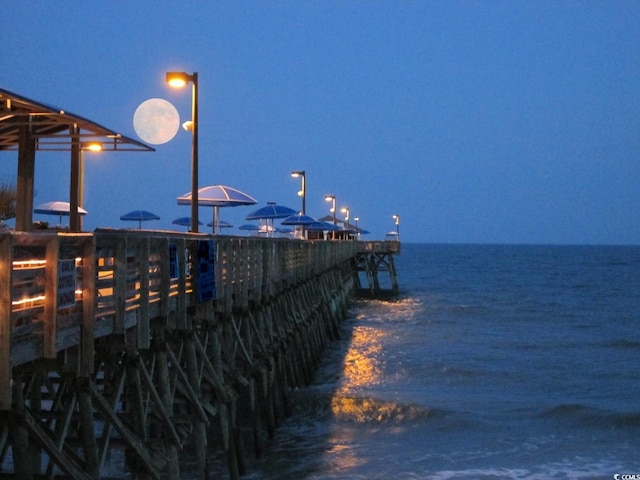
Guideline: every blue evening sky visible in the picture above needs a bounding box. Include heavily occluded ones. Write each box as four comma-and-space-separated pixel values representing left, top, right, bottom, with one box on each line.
2, 1, 639, 244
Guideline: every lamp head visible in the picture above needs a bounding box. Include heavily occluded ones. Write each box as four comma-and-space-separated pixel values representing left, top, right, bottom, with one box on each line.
166, 71, 193, 88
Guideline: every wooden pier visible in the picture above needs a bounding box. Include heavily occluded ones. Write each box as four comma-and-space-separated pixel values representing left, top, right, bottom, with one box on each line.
0, 229, 399, 479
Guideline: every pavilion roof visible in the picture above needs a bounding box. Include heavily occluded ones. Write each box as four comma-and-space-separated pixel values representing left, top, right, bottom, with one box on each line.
0, 87, 153, 152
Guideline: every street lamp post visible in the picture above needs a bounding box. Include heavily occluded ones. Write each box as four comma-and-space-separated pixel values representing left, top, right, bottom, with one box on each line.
290, 170, 306, 214
324, 195, 336, 225
167, 71, 199, 233
341, 207, 350, 229
393, 214, 400, 240
325, 195, 336, 240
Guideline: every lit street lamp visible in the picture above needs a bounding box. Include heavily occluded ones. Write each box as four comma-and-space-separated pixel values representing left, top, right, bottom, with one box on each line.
291, 170, 306, 214
393, 214, 400, 239
341, 206, 350, 229
167, 71, 199, 233
324, 195, 336, 225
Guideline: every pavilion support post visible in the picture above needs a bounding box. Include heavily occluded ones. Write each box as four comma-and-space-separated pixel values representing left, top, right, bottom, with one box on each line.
15, 123, 36, 232
70, 125, 81, 232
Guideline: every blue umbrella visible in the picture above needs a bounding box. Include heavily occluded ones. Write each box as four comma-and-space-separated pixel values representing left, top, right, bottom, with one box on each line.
208, 220, 233, 228
281, 213, 317, 225
306, 221, 341, 232
246, 203, 297, 237
246, 203, 297, 220
173, 216, 203, 227
239, 224, 260, 231
120, 210, 160, 229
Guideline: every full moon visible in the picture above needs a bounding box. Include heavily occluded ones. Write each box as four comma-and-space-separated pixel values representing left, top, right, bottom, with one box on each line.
133, 98, 180, 145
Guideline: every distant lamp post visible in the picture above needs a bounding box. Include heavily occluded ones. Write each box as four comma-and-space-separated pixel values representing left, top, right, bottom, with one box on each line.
166, 71, 199, 233
290, 170, 306, 214
324, 195, 336, 225
393, 214, 400, 240
341, 207, 350, 229
354, 216, 360, 238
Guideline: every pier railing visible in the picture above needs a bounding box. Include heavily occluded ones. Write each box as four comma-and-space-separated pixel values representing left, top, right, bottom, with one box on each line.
0, 229, 358, 409
358, 239, 401, 254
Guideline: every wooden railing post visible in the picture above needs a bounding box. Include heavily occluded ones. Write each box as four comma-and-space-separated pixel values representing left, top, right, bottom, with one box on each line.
138, 237, 150, 349
0, 234, 13, 410
114, 237, 127, 334
81, 235, 96, 376
43, 235, 60, 359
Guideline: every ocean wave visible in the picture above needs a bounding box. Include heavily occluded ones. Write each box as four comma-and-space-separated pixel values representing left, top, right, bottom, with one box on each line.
606, 339, 640, 349
427, 462, 623, 480
329, 394, 449, 425
539, 403, 640, 428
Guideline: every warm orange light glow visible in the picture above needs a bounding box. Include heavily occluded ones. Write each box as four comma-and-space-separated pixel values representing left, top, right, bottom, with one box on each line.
13, 259, 46, 269
168, 78, 187, 88
84, 142, 103, 152
166, 71, 192, 88
340, 326, 383, 388
12, 295, 46, 307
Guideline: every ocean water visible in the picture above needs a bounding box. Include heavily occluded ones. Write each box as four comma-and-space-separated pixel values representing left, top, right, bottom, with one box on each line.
244, 243, 640, 480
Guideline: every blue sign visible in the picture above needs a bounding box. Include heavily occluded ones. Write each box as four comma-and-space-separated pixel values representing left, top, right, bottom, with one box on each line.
196, 240, 216, 302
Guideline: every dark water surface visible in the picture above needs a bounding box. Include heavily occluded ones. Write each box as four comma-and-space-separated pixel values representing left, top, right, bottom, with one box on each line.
235, 244, 640, 479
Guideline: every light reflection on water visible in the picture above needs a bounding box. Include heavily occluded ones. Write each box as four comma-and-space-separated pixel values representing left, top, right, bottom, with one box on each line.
339, 325, 384, 390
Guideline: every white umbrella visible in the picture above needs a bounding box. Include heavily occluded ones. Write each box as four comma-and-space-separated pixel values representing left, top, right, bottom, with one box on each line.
177, 184, 257, 233
34, 201, 88, 226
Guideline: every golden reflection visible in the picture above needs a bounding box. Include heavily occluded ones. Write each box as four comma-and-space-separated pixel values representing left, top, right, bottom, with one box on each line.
331, 396, 393, 423
340, 326, 384, 389
330, 395, 428, 425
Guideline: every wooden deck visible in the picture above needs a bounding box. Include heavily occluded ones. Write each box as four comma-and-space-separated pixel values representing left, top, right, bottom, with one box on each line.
0, 229, 399, 479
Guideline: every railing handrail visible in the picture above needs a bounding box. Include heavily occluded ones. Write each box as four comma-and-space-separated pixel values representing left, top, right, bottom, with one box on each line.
357, 239, 401, 254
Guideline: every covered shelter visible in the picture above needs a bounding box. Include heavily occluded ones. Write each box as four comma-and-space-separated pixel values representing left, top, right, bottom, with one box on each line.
0, 87, 154, 231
